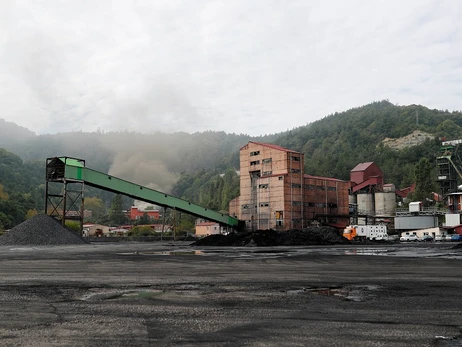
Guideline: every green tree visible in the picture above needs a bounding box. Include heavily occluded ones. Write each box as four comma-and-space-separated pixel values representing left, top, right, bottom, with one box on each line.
411, 158, 435, 206
85, 196, 106, 221
129, 225, 154, 236
138, 212, 151, 225
109, 194, 127, 226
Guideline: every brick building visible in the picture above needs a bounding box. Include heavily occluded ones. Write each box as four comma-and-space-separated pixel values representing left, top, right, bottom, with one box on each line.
229, 142, 350, 231
127, 207, 160, 221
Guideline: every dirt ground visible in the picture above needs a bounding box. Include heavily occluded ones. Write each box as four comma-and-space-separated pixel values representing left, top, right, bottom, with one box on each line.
0, 242, 461, 347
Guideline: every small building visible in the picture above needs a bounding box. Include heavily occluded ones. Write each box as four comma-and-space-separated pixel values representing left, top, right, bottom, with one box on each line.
195, 222, 224, 237
82, 222, 111, 237
128, 207, 160, 221
400, 227, 443, 239
350, 162, 384, 188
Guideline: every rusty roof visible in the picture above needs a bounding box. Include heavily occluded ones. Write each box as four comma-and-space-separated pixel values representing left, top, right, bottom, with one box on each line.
242, 141, 300, 153
304, 174, 346, 182
351, 162, 375, 172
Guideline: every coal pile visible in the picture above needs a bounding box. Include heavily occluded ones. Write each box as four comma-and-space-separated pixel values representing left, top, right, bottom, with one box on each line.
192, 226, 349, 247
0, 214, 87, 246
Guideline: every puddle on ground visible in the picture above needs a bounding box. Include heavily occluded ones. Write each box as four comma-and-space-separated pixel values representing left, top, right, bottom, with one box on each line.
117, 250, 204, 256
79, 288, 204, 301
288, 285, 381, 302
434, 334, 462, 346
344, 249, 395, 256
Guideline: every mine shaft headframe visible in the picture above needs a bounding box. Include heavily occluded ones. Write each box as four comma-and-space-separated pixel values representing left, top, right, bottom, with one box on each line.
46, 156, 85, 182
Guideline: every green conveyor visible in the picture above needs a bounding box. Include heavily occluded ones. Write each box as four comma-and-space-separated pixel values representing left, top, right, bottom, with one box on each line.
56, 157, 240, 228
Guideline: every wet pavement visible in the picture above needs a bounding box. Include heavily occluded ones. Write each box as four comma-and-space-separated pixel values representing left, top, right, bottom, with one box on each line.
0, 242, 461, 346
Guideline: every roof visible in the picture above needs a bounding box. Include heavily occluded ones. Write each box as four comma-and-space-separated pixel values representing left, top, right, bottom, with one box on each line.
59, 157, 84, 167
351, 162, 375, 172
304, 174, 346, 182
196, 222, 218, 227
243, 141, 300, 154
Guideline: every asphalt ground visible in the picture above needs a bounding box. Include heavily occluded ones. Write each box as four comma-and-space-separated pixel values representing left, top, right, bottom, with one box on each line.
0, 242, 461, 347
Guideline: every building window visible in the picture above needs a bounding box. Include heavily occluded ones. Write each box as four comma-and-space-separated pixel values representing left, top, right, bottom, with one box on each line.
262, 158, 272, 163
292, 201, 302, 206
242, 204, 250, 209
259, 202, 269, 207
278, 176, 283, 181
259, 184, 269, 189
250, 160, 260, 165
250, 151, 260, 156
327, 186, 336, 191
316, 203, 326, 208
262, 171, 272, 176
291, 169, 301, 173
306, 184, 315, 190
304, 202, 315, 207
291, 183, 301, 188
317, 186, 325, 190
291, 156, 300, 162
276, 211, 283, 226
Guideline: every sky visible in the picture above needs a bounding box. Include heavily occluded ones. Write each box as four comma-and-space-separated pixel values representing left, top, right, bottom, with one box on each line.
0, 0, 461, 136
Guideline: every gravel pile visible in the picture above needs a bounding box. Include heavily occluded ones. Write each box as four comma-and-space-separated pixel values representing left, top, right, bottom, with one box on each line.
0, 214, 87, 246
192, 226, 349, 247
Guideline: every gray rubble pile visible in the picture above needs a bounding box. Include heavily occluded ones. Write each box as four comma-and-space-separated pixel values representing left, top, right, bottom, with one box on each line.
0, 214, 87, 246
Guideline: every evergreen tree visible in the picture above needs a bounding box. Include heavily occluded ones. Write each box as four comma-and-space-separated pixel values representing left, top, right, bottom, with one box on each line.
411, 158, 435, 206
109, 194, 127, 226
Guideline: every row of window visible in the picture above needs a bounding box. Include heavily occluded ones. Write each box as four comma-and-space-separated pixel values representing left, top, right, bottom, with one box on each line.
250, 158, 273, 165
250, 151, 300, 162
242, 202, 338, 209
256, 182, 337, 191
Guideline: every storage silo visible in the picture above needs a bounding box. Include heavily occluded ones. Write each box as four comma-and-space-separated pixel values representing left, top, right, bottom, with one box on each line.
357, 193, 374, 216
375, 192, 396, 216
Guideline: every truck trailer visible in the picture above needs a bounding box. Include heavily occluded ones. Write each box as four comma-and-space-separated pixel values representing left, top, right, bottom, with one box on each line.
343, 225, 388, 241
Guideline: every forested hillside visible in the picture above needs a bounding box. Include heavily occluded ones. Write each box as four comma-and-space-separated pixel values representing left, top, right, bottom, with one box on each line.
0, 149, 43, 230
274, 101, 461, 188
172, 101, 461, 208
1, 100, 461, 227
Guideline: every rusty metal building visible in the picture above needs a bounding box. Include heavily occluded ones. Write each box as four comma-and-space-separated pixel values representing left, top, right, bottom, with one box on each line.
229, 142, 350, 231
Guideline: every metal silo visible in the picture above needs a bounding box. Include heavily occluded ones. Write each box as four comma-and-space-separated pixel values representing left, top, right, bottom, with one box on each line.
375, 192, 396, 216
357, 193, 374, 216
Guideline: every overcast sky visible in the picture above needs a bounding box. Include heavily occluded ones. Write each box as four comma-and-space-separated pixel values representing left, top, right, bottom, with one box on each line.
0, 1, 461, 136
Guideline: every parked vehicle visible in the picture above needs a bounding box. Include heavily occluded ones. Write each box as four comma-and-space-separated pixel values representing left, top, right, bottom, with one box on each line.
343, 225, 388, 241
451, 234, 462, 242
421, 236, 434, 242
400, 234, 419, 242
434, 234, 445, 242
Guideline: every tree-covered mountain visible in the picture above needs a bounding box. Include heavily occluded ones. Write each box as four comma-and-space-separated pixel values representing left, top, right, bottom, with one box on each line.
1, 100, 461, 227
0, 149, 43, 230
273, 100, 460, 188
172, 101, 461, 207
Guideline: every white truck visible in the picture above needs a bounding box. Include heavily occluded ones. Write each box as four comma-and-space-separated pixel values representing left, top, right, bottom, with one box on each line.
343, 225, 388, 241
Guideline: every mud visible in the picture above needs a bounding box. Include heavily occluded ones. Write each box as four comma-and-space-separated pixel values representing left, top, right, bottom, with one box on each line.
0, 242, 461, 346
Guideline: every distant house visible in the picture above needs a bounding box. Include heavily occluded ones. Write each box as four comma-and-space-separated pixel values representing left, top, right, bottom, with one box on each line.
82, 222, 110, 237
127, 207, 160, 221
195, 221, 225, 237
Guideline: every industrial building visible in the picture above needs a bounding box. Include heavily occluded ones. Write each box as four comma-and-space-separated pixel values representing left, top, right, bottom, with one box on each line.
229, 142, 349, 231
348, 162, 396, 224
